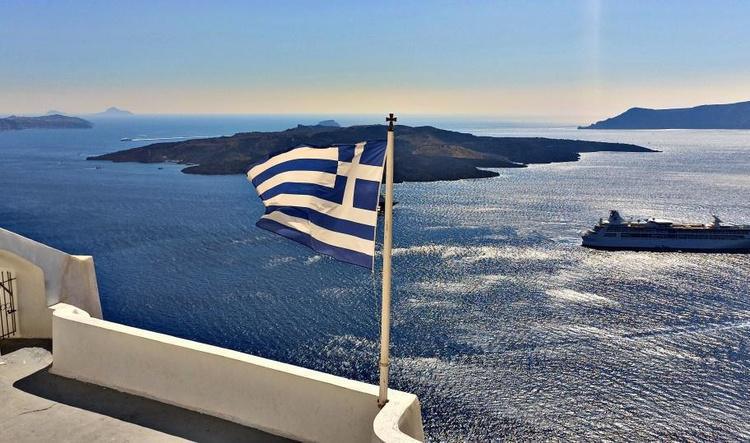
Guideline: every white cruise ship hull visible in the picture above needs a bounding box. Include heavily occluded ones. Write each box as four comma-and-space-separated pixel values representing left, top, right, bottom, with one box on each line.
582, 234, 750, 252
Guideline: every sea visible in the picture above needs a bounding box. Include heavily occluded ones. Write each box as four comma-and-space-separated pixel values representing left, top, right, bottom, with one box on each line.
1, 116, 749, 441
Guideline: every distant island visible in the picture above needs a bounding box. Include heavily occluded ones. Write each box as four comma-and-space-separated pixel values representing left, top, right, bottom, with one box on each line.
93, 107, 134, 117
296, 120, 342, 130
0, 114, 93, 131
89, 124, 654, 182
580, 100, 750, 129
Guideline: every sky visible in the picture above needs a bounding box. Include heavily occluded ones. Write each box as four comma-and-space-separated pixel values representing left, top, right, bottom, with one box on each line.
2, 0, 749, 123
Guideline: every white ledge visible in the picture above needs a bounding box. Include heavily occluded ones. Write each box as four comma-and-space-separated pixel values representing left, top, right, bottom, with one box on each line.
50, 303, 424, 442
372, 395, 424, 443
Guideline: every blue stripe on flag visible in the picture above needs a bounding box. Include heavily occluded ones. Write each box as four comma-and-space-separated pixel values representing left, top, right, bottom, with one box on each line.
259, 175, 347, 204
353, 178, 381, 210
337, 144, 356, 162
251, 159, 338, 187
360, 140, 387, 166
260, 182, 338, 202
256, 218, 373, 268
267, 206, 375, 240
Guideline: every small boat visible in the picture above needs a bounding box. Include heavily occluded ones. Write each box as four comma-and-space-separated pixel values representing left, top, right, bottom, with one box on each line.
120, 137, 133, 141
377, 195, 398, 215
582, 210, 750, 252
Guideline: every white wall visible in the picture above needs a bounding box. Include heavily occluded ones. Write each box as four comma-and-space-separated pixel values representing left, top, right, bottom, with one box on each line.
0, 251, 47, 337
0, 228, 102, 338
51, 304, 424, 443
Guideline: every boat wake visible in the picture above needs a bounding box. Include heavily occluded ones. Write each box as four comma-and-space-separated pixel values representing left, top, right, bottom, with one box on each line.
121, 135, 221, 142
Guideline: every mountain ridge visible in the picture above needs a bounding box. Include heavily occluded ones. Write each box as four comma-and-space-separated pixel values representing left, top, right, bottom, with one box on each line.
580, 100, 750, 129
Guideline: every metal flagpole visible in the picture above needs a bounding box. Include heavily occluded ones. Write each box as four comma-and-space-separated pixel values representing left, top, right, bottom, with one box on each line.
378, 113, 397, 407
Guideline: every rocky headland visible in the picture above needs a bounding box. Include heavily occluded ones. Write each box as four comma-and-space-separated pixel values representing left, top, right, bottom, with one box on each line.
580, 100, 750, 129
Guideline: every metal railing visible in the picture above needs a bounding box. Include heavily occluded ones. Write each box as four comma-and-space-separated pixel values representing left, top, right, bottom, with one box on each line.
0, 270, 17, 338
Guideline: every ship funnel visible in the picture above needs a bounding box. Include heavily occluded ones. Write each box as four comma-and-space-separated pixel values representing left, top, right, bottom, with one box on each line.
608, 210, 624, 225
711, 214, 722, 228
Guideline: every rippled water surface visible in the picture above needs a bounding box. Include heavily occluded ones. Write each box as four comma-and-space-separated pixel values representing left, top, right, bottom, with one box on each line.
2, 118, 749, 441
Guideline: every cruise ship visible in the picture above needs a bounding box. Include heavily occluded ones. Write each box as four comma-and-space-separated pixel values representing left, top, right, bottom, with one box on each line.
581, 211, 750, 252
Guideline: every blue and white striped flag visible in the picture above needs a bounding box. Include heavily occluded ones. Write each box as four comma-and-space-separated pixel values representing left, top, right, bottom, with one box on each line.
247, 141, 387, 268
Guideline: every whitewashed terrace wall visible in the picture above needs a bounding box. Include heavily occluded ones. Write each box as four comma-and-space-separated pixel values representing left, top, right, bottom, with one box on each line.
0, 228, 102, 338
51, 304, 424, 443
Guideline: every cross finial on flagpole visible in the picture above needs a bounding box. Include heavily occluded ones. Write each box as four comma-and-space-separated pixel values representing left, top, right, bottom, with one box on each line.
386, 113, 397, 131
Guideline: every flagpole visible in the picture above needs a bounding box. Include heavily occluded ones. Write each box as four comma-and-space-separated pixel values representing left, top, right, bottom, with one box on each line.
378, 113, 397, 407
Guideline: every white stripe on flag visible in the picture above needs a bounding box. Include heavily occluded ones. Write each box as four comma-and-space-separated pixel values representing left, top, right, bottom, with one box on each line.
248, 146, 338, 178
338, 162, 383, 181
337, 156, 384, 183
263, 210, 374, 255
254, 170, 337, 195
263, 194, 377, 226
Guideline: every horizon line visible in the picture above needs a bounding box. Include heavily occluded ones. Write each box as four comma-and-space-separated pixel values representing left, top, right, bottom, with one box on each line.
0, 111, 590, 123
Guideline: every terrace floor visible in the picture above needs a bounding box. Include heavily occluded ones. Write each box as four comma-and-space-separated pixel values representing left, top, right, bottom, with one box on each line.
0, 344, 293, 442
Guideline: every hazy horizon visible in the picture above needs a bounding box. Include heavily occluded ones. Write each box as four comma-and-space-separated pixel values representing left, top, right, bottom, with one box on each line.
4, 100, 750, 127
2, 1, 749, 123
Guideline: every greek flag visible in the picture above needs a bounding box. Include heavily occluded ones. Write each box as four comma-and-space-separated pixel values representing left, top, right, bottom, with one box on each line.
247, 141, 387, 268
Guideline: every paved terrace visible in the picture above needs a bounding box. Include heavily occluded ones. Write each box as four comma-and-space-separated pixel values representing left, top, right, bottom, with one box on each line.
1, 344, 291, 443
